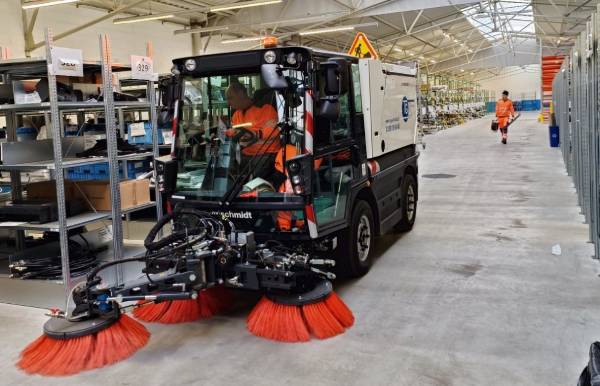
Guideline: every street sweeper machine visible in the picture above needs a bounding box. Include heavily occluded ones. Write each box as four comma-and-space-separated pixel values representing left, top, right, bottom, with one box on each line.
18, 46, 419, 376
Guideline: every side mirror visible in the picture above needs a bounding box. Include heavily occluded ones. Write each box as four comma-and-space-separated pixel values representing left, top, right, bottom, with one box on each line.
155, 155, 178, 196
321, 58, 349, 96
261, 64, 288, 90
159, 77, 176, 108
317, 98, 340, 121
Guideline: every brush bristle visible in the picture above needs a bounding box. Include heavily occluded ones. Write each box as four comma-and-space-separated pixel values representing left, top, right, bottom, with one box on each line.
132, 300, 171, 322
246, 291, 354, 342
133, 286, 233, 324
323, 292, 354, 328
17, 314, 149, 376
247, 297, 310, 342
302, 301, 344, 339
155, 299, 202, 324
198, 286, 233, 318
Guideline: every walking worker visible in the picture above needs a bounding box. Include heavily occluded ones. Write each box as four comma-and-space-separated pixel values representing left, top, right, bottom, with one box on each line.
495, 90, 516, 144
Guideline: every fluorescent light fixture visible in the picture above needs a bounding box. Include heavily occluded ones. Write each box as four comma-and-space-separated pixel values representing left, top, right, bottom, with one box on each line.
174, 26, 229, 35
210, 0, 282, 12
418, 55, 425, 60
221, 36, 264, 44
299, 26, 355, 36
115, 0, 282, 25
22, 0, 78, 9
430, 59, 436, 63
299, 22, 378, 36
114, 14, 175, 24
460, 69, 465, 72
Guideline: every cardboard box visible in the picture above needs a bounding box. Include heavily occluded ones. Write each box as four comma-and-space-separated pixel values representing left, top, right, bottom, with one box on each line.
27, 180, 80, 201
74, 179, 150, 211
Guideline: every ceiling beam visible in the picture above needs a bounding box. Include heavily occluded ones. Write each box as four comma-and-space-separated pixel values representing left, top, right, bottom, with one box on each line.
29, 0, 149, 50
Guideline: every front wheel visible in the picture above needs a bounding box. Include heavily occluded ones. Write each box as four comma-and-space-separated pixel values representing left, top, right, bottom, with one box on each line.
395, 173, 417, 232
336, 200, 374, 278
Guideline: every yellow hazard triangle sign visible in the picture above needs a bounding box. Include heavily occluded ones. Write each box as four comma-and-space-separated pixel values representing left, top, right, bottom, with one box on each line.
348, 32, 379, 59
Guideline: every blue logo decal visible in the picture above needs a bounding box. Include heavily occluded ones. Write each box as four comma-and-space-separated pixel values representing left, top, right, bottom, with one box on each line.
402, 96, 409, 122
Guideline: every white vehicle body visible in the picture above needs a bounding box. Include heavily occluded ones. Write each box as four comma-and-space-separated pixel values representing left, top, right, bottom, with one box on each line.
358, 59, 418, 159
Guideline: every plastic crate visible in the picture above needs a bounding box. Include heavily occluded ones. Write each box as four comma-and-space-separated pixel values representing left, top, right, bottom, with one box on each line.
67, 160, 151, 180
128, 122, 164, 145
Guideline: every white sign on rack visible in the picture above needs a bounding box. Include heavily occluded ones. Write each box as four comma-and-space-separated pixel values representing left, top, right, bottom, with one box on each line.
129, 122, 146, 137
130, 55, 157, 81
50, 47, 83, 77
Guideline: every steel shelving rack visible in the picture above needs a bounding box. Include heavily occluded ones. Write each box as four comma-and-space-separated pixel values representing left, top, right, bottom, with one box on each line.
553, 5, 600, 259
0, 29, 162, 307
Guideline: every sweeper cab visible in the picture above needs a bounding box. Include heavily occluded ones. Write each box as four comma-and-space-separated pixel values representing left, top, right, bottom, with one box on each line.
17, 46, 419, 376
158, 46, 420, 278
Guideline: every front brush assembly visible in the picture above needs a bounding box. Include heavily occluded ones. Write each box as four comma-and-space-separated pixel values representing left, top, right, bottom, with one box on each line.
247, 280, 354, 342
15, 207, 355, 376
18, 308, 149, 376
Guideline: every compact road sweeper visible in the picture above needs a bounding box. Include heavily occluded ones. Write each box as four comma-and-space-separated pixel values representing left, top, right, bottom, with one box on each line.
18, 46, 419, 376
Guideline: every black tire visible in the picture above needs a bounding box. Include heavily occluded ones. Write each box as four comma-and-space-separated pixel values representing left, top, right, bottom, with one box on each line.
336, 200, 375, 278
395, 173, 417, 232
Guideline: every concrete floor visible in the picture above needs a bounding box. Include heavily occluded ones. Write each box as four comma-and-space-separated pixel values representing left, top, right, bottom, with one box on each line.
1, 112, 599, 385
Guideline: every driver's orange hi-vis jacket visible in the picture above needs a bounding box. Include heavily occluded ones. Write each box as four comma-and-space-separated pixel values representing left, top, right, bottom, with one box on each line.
226, 104, 280, 155
495, 98, 515, 128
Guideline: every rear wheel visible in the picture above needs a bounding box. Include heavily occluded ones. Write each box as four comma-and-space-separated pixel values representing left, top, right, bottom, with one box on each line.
336, 200, 374, 278
395, 173, 417, 232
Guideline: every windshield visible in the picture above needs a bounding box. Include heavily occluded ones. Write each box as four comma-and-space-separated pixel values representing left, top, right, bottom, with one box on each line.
175, 70, 307, 201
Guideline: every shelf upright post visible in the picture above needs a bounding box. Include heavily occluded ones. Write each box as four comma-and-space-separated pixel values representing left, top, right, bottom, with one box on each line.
45, 28, 72, 305
5, 110, 25, 251
100, 34, 124, 285
117, 107, 128, 178
146, 41, 163, 222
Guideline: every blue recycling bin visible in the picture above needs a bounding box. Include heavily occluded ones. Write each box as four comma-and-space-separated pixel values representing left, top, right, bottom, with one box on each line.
549, 125, 559, 147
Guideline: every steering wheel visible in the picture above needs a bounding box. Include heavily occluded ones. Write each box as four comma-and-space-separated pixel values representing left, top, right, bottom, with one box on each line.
232, 127, 258, 147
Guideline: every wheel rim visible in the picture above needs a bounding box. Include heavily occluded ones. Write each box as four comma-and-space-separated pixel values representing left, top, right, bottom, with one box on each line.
357, 214, 371, 262
407, 184, 416, 222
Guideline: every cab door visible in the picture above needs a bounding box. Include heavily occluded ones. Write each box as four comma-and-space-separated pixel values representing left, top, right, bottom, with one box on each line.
312, 60, 365, 233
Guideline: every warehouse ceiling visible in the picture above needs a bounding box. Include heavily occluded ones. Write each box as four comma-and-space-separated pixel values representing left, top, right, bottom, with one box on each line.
21, 0, 600, 77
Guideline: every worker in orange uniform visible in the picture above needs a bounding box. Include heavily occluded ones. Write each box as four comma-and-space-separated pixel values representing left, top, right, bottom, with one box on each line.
495, 90, 516, 144
225, 82, 280, 179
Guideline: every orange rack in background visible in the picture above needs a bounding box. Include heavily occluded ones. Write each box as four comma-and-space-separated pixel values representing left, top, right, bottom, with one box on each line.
542, 55, 564, 123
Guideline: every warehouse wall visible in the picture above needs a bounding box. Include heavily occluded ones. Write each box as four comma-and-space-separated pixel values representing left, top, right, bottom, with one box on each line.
3, 2, 192, 73
0, 0, 26, 58
478, 65, 541, 101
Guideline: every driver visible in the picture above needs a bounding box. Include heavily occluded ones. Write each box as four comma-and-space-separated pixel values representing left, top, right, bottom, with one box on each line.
225, 82, 280, 180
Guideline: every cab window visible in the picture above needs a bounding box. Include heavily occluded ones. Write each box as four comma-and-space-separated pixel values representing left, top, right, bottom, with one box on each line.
313, 149, 353, 226
351, 63, 362, 113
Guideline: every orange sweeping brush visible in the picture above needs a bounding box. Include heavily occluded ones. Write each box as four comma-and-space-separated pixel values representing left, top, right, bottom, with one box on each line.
247, 281, 354, 342
17, 310, 149, 376
133, 285, 233, 323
